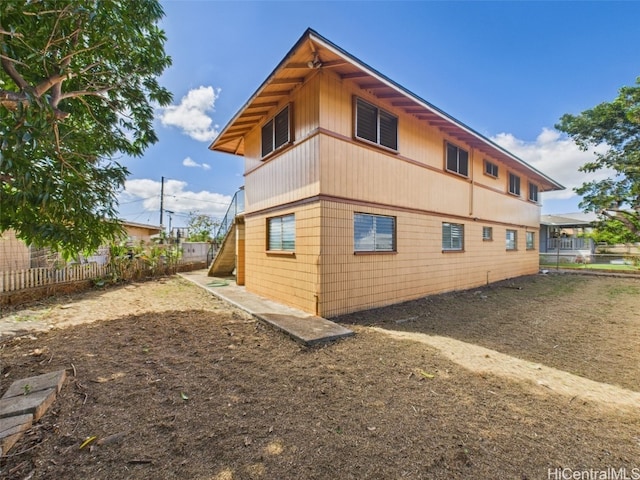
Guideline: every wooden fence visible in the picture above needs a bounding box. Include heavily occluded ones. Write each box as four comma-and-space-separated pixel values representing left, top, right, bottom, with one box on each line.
0, 263, 110, 293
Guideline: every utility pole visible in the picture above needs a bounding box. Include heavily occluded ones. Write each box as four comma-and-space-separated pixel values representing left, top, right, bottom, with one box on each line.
159, 176, 165, 228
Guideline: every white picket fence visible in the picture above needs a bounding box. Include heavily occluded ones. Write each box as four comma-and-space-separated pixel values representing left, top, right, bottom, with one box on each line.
0, 263, 110, 293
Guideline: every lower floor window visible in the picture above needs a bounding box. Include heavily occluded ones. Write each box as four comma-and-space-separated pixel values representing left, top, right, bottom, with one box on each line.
442, 222, 464, 251
354, 213, 396, 252
506, 229, 517, 250
526, 231, 535, 250
268, 214, 295, 251
482, 226, 493, 241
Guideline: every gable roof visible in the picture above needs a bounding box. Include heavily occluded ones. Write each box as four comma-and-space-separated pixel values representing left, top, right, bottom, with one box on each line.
210, 28, 564, 193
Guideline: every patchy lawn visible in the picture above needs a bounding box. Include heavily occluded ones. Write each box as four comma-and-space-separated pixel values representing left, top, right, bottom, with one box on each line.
0, 274, 638, 479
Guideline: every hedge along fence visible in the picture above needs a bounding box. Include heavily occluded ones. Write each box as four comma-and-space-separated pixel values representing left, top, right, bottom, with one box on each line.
0, 242, 210, 306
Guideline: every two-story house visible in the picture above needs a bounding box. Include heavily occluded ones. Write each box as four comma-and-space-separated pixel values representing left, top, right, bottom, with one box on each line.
209, 28, 564, 317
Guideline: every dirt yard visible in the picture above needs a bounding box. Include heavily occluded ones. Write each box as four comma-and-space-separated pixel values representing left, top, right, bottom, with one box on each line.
0, 273, 638, 479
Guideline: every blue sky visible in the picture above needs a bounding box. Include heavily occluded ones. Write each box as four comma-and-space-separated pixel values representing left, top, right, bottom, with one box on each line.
117, 0, 640, 228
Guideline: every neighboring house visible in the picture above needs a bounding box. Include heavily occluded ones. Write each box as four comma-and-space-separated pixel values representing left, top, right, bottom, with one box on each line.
539, 212, 597, 262
208, 28, 564, 317
0, 221, 162, 271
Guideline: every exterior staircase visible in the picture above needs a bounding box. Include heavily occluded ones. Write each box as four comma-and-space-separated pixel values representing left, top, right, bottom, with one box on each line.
208, 188, 244, 277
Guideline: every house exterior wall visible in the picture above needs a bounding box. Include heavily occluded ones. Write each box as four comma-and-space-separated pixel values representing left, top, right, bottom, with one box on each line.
0, 230, 30, 271
244, 202, 321, 314
240, 68, 543, 317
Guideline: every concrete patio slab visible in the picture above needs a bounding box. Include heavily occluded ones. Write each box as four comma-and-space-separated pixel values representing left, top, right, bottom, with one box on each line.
179, 270, 353, 346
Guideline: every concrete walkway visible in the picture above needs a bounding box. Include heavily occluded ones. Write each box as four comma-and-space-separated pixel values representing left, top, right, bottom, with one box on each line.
178, 270, 353, 346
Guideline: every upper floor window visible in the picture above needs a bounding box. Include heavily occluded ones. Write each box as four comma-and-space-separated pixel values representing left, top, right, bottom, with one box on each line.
484, 160, 499, 178
442, 222, 464, 251
508, 172, 521, 196
261, 104, 291, 158
267, 214, 295, 251
528, 182, 539, 203
354, 97, 398, 151
446, 142, 469, 177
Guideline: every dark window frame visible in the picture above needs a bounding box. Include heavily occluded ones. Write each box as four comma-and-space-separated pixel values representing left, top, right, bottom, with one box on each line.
482, 226, 493, 241
508, 172, 521, 196
354, 97, 398, 152
445, 142, 469, 177
484, 160, 499, 178
528, 182, 539, 203
261, 104, 292, 158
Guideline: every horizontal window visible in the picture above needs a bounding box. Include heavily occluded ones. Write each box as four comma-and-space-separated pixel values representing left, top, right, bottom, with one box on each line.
443, 222, 464, 251
484, 160, 498, 178
354, 97, 398, 151
508, 173, 521, 196
446, 142, 469, 177
268, 214, 295, 251
506, 229, 517, 251
528, 182, 539, 202
354, 213, 396, 252
482, 226, 493, 241
261, 104, 291, 158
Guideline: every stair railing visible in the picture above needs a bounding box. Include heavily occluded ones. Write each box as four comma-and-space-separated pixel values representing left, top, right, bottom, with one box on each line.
212, 188, 244, 250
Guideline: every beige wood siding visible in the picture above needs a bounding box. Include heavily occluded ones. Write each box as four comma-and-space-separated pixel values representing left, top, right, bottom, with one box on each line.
318, 199, 539, 317
0, 230, 30, 271
239, 67, 544, 317
244, 74, 321, 213
244, 202, 321, 313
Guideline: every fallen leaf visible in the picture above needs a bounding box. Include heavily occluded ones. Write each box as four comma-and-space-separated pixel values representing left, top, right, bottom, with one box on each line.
180, 392, 189, 401
79, 436, 97, 449
418, 370, 435, 379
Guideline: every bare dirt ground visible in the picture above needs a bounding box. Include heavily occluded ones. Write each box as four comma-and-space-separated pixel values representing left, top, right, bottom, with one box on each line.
0, 273, 639, 479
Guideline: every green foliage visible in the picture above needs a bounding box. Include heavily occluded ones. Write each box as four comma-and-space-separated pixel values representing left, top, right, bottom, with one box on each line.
587, 218, 640, 245
0, 1, 172, 259
102, 240, 182, 284
556, 77, 640, 240
186, 212, 219, 242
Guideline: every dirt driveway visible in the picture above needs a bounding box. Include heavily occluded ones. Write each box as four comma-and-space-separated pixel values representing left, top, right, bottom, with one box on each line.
0, 273, 638, 479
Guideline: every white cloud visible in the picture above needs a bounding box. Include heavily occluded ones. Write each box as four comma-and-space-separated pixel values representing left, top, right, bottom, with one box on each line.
182, 157, 211, 170
491, 128, 612, 200
122, 178, 232, 219
159, 86, 221, 142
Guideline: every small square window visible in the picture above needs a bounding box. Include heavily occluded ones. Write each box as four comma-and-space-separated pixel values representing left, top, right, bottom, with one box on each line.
442, 222, 464, 251
526, 231, 535, 250
484, 160, 499, 178
506, 229, 517, 251
508, 173, 521, 196
528, 183, 539, 203
482, 226, 493, 241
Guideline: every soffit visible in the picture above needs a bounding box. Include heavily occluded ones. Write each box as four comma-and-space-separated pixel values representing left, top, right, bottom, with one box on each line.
210, 29, 564, 192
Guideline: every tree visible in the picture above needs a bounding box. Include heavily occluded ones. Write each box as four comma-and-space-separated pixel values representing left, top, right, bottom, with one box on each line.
186, 212, 219, 242
556, 78, 640, 241
0, 1, 172, 258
